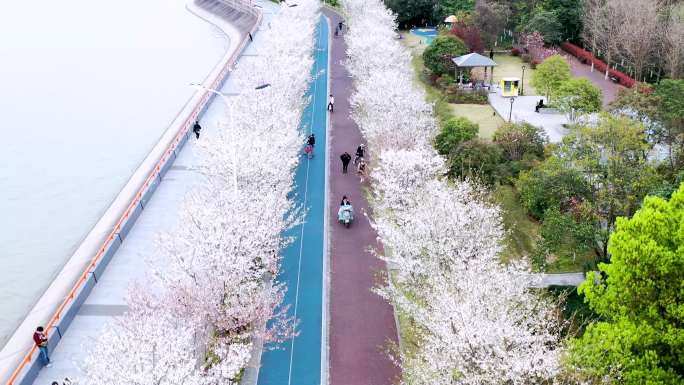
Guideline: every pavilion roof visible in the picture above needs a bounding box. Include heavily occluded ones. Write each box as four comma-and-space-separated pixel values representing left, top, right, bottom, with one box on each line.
451, 52, 497, 67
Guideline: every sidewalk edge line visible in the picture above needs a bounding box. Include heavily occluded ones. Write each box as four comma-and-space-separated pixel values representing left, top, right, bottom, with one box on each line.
321, 12, 332, 385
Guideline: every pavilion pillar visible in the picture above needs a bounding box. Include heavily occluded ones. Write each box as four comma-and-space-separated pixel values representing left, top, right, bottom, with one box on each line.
490, 66, 494, 88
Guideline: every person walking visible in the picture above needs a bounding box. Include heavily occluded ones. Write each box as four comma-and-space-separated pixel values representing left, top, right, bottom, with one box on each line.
192, 121, 202, 139
327, 94, 335, 112
338, 21, 343, 31
33, 326, 51, 367
340, 152, 351, 173
354, 143, 365, 164
357, 159, 367, 182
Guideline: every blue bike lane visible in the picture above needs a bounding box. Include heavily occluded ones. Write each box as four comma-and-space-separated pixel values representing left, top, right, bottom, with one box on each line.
257, 14, 329, 385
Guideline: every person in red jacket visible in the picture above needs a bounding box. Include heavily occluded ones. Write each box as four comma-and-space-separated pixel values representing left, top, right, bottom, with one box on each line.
33, 326, 51, 367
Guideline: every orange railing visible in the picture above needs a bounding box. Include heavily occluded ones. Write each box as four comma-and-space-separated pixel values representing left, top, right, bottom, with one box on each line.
5, 2, 262, 384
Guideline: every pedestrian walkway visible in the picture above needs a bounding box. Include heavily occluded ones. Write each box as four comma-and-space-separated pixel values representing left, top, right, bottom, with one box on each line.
488, 91, 569, 142
28, 1, 279, 384
531, 272, 587, 288
322, 8, 401, 385
565, 54, 622, 107
255, 14, 329, 385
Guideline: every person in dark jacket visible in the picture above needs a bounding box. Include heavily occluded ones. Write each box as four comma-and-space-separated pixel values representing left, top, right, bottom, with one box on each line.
354, 144, 365, 164
327, 94, 335, 112
193, 121, 202, 139
341, 195, 350, 206
306, 134, 316, 158
340, 152, 352, 173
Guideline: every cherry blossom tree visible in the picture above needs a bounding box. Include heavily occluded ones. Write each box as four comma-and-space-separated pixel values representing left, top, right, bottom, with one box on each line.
341, 0, 565, 383
79, 1, 320, 383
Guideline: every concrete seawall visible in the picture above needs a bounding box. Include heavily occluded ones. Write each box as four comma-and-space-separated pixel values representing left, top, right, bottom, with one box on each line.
0, 1, 261, 384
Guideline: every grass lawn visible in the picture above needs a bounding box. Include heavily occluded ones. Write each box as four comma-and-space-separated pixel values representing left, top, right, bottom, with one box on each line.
546, 249, 597, 273
450, 104, 503, 140
492, 184, 540, 263
400, 31, 428, 54
472, 54, 539, 96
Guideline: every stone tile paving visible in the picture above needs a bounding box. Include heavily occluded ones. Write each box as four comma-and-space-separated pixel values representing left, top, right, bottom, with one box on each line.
488, 90, 569, 143
564, 53, 623, 108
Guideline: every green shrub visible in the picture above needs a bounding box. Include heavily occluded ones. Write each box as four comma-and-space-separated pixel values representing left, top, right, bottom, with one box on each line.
422, 35, 467, 76
447, 139, 504, 185
554, 78, 603, 116
535, 206, 594, 270
515, 156, 591, 219
435, 74, 455, 89
435, 117, 479, 155
445, 88, 488, 104
492, 122, 547, 162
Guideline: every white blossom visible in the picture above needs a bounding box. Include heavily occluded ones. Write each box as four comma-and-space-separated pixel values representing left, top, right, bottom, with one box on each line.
80, 1, 319, 383
342, 0, 564, 383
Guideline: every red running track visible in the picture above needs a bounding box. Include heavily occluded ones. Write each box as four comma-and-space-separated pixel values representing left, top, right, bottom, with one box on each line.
322, 7, 401, 385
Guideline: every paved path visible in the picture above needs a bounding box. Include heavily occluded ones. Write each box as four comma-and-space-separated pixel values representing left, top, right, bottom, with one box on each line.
530, 272, 586, 288
564, 54, 622, 107
256, 14, 329, 385
488, 92, 569, 143
323, 8, 401, 385
29, 1, 278, 383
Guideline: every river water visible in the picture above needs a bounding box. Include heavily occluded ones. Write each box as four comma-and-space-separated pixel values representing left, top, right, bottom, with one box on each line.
0, 0, 227, 346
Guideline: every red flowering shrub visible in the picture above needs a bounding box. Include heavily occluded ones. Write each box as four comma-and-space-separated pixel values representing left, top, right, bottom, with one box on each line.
511, 47, 521, 56
609, 69, 636, 87
594, 60, 607, 73
560, 42, 636, 88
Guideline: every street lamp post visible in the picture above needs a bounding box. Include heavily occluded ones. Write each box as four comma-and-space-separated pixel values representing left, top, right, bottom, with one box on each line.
508, 96, 515, 122
521, 65, 526, 96
190, 82, 271, 198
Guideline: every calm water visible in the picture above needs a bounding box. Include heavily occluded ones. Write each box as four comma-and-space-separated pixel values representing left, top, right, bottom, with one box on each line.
0, 0, 227, 346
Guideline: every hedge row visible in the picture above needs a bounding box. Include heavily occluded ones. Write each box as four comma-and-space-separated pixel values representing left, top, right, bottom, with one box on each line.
560, 42, 635, 88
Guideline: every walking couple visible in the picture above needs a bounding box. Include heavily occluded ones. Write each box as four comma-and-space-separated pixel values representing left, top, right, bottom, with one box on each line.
340, 144, 366, 179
